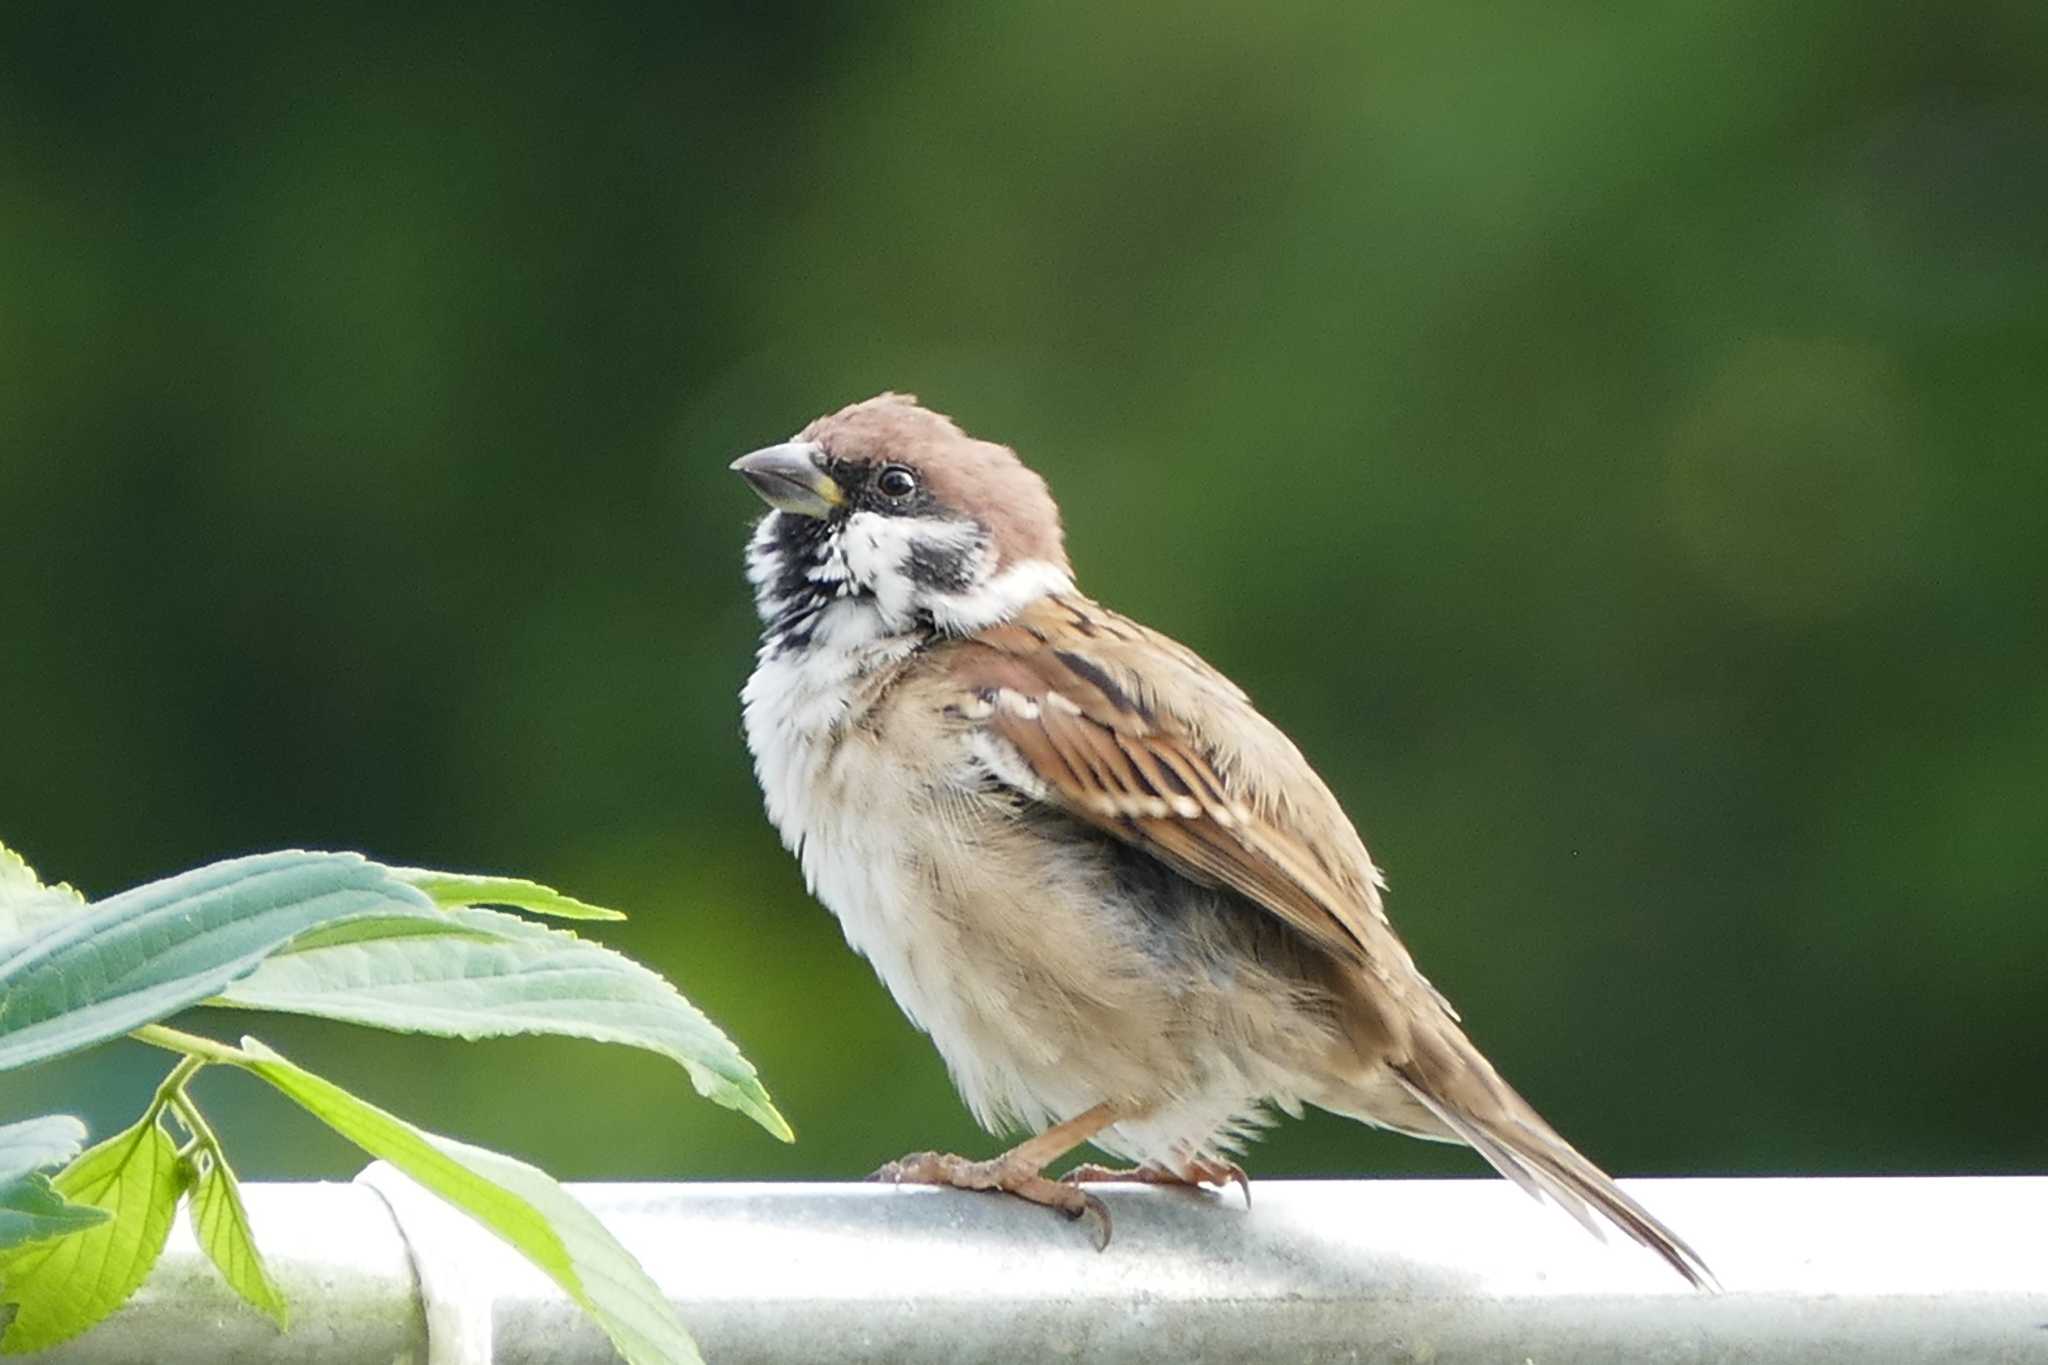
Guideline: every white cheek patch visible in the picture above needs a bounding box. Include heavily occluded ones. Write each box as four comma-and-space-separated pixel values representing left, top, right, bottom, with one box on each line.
839, 511, 988, 629
925, 558, 1076, 634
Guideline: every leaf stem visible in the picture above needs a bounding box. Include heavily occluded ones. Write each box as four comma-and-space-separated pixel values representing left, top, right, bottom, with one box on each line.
164, 1086, 224, 1162
130, 1023, 253, 1067
133, 1028, 248, 1176
153, 1052, 206, 1099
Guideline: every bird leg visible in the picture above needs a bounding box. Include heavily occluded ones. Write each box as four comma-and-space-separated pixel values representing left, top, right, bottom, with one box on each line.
1061, 1156, 1253, 1207
870, 1102, 1122, 1248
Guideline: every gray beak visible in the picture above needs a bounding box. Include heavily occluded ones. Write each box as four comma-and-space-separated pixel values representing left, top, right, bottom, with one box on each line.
729, 441, 844, 518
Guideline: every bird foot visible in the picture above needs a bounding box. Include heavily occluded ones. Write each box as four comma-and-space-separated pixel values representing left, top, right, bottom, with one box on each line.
870, 1150, 1113, 1249
1061, 1158, 1252, 1208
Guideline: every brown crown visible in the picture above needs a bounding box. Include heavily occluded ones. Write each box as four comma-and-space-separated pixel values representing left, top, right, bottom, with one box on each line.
800, 393, 1071, 575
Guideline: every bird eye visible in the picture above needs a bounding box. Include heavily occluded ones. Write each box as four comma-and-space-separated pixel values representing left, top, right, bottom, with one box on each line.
876, 465, 918, 499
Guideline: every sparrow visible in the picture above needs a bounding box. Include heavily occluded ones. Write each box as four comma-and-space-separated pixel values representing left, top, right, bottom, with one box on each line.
733, 393, 1714, 1287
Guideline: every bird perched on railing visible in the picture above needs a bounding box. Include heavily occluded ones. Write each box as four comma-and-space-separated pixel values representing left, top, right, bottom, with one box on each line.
732, 393, 1714, 1288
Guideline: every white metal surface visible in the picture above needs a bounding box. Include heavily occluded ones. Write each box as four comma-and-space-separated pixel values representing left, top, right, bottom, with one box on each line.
359, 1162, 493, 1365
29, 1176, 2048, 1363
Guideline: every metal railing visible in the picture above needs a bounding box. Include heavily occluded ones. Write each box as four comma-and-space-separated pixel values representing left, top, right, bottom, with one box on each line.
32, 1173, 2047, 1363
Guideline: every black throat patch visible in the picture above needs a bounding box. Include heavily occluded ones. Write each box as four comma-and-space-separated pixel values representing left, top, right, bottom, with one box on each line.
756, 511, 851, 655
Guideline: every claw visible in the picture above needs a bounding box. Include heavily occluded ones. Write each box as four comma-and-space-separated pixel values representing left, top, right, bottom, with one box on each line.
1210, 1160, 1253, 1209
1071, 1188, 1112, 1250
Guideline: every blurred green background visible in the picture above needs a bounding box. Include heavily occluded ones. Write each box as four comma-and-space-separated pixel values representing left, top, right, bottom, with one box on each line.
2, 5, 2044, 1188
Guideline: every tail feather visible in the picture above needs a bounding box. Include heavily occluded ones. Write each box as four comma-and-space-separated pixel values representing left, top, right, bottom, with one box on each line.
1392, 1055, 1719, 1291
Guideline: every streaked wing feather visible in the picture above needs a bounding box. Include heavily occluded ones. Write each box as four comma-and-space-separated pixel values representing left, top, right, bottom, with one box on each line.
955, 596, 1396, 974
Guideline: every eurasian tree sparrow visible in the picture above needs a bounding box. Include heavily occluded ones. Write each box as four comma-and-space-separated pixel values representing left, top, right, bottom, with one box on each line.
734, 394, 1713, 1287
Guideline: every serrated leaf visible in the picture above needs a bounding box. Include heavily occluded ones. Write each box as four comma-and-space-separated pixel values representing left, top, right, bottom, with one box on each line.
188, 1144, 287, 1329
0, 1115, 188, 1353
0, 851, 465, 1071
0, 1117, 108, 1253
393, 868, 626, 921
0, 844, 88, 950
212, 906, 792, 1141
237, 1038, 699, 1365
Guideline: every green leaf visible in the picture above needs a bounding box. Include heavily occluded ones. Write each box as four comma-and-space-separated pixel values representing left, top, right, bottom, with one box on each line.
393, 868, 627, 921
0, 1115, 189, 1353
237, 1038, 700, 1365
213, 906, 792, 1141
0, 1118, 109, 1252
0, 844, 88, 950
0, 1117, 90, 1186
0, 1176, 110, 1255
0, 851, 459, 1071
187, 1143, 287, 1330
273, 914, 504, 954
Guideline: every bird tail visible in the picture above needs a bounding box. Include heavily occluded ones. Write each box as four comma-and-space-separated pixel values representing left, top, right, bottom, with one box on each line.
1388, 1030, 1719, 1291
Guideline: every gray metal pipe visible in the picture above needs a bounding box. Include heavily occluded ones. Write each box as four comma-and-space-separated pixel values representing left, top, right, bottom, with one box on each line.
33, 1175, 2048, 1363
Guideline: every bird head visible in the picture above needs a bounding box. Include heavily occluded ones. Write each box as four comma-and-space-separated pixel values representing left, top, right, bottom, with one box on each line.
734, 394, 1074, 643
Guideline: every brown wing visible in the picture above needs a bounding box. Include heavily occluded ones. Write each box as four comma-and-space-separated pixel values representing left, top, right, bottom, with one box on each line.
949, 594, 1422, 987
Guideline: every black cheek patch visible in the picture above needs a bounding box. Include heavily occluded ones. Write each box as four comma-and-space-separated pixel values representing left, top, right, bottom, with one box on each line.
906, 538, 979, 593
